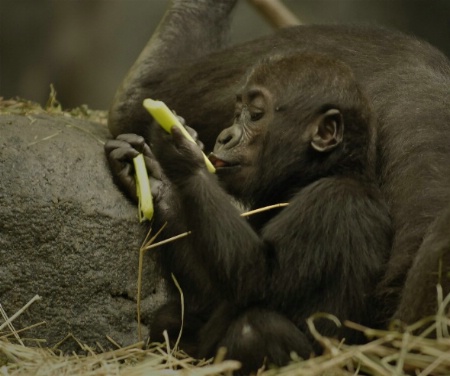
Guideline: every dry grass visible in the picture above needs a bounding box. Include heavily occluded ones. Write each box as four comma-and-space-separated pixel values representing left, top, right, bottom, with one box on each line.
0, 295, 238, 375
0, 337, 239, 376
0, 89, 108, 125
2, 288, 450, 376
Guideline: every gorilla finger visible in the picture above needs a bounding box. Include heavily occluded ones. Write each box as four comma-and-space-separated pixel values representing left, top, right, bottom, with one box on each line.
109, 146, 140, 162
152, 122, 173, 142
144, 156, 164, 180
186, 126, 204, 150
171, 126, 190, 149
141, 142, 153, 158
109, 146, 162, 184
106, 150, 129, 174
185, 125, 198, 139
108, 160, 137, 202
172, 111, 186, 126
116, 133, 144, 145
177, 115, 186, 126
116, 133, 150, 154
104, 139, 135, 154
150, 177, 164, 200
171, 127, 203, 163
119, 166, 138, 201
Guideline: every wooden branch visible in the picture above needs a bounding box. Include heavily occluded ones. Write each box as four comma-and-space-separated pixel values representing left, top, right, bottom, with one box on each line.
247, 0, 301, 28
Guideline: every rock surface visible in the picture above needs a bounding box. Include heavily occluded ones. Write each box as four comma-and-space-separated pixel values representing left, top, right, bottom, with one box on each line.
0, 112, 166, 351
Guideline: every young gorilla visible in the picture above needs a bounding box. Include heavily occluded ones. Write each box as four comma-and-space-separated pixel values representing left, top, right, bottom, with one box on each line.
105, 54, 392, 373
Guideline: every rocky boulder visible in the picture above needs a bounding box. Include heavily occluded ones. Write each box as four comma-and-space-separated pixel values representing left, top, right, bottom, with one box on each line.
0, 108, 165, 351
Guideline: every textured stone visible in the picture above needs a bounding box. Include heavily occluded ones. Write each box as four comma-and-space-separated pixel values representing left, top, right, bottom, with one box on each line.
0, 113, 166, 351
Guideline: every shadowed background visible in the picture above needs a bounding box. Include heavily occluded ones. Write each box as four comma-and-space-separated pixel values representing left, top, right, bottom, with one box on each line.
1, 0, 449, 110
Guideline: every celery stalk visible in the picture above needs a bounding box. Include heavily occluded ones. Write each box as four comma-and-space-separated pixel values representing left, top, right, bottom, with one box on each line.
143, 98, 216, 174
133, 153, 154, 222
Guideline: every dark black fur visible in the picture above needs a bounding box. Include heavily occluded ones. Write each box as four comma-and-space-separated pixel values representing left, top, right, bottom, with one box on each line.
106, 0, 450, 372
106, 54, 392, 372
108, 1, 450, 328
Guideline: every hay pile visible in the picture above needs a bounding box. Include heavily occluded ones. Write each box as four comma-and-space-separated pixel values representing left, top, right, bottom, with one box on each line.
0, 91, 108, 124
0, 339, 240, 376
2, 291, 450, 376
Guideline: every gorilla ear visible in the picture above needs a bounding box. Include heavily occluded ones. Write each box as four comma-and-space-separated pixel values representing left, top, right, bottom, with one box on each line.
310, 109, 344, 152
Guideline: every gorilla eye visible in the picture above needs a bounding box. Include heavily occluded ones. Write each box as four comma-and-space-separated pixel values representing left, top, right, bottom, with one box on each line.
250, 112, 264, 121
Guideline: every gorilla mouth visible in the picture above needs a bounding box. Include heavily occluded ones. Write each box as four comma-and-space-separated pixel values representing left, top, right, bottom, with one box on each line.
208, 154, 240, 170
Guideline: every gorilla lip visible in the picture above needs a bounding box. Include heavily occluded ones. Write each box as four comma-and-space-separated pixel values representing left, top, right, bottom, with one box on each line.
208, 154, 240, 170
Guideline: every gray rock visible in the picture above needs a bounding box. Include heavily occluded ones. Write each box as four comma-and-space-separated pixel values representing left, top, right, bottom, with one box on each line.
0, 113, 166, 351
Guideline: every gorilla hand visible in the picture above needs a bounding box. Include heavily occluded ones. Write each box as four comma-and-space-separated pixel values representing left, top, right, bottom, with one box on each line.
104, 133, 167, 207
152, 126, 207, 184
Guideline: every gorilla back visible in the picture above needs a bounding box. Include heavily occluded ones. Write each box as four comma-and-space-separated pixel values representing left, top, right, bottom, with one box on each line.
109, 2, 450, 331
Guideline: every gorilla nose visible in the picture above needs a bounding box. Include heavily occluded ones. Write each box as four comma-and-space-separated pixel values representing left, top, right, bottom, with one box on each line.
215, 126, 242, 150
218, 134, 233, 145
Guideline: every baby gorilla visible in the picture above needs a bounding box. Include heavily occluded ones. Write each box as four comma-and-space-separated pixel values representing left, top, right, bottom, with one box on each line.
105, 54, 392, 373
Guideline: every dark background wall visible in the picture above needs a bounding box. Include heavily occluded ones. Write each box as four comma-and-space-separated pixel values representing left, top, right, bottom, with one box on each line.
1, 0, 449, 110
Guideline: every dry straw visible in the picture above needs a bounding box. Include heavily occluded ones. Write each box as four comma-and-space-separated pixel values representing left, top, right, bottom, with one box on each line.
1, 172, 449, 375
2, 293, 450, 375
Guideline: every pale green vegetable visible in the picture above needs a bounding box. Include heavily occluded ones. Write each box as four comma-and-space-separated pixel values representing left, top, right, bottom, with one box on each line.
143, 98, 216, 173
133, 153, 154, 222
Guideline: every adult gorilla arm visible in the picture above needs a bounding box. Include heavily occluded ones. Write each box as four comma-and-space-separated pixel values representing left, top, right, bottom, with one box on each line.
109, 0, 238, 141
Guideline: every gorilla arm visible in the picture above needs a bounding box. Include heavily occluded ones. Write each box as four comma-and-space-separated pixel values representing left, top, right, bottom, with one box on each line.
152, 126, 269, 306
262, 178, 391, 332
